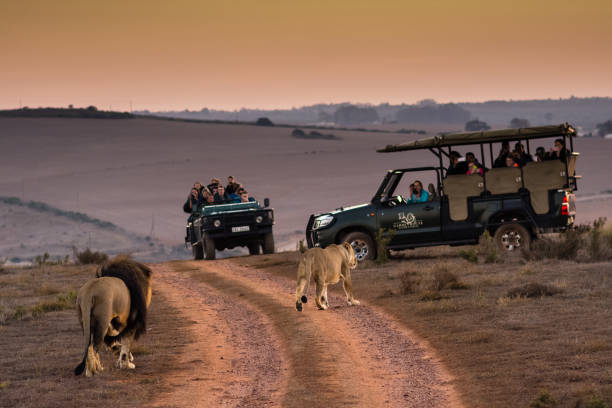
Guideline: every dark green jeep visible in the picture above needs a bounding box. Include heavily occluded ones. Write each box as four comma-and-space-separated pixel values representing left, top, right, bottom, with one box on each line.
186, 199, 274, 260
306, 124, 579, 261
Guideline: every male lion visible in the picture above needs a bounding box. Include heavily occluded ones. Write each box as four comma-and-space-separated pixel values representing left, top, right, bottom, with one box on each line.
74, 256, 152, 377
295, 242, 360, 311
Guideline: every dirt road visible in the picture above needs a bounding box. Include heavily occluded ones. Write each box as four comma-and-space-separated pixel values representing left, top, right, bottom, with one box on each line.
150, 259, 462, 408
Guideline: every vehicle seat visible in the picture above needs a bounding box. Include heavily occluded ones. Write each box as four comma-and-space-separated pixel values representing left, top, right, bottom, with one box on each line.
523, 160, 567, 214
443, 174, 484, 221
485, 167, 522, 194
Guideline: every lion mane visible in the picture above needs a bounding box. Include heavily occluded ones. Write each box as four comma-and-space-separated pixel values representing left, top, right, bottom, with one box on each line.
295, 242, 360, 311
74, 256, 152, 377
96, 257, 151, 342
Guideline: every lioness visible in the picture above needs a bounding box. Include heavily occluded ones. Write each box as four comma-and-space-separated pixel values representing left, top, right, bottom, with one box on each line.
295, 242, 360, 311
74, 256, 152, 377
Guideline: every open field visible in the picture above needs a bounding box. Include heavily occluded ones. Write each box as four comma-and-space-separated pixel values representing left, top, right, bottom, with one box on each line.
1, 117, 611, 262
1, 247, 611, 407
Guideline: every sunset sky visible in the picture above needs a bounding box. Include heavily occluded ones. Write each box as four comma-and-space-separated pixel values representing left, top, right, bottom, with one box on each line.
1, 0, 611, 111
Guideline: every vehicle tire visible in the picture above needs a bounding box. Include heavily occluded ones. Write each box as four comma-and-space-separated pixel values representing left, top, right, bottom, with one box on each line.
248, 242, 260, 255
262, 232, 275, 254
493, 223, 531, 252
192, 242, 204, 260
203, 235, 216, 260
342, 231, 376, 262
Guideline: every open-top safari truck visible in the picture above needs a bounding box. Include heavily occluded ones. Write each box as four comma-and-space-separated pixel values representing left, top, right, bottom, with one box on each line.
306, 123, 579, 261
186, 199, 275, 260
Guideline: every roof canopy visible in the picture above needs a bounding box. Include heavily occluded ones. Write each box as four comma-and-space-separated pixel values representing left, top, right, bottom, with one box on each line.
377, 123, 576, 153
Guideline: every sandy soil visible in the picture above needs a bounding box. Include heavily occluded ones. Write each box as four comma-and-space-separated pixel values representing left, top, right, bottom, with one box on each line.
150, 259, 462, 408
1, 117, 609, 261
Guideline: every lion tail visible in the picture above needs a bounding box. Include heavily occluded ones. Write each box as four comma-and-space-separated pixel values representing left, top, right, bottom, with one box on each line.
74, 296, 94, 376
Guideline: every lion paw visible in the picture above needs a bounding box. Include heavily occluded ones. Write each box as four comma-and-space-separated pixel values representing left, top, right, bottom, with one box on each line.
348, 299, 360, 306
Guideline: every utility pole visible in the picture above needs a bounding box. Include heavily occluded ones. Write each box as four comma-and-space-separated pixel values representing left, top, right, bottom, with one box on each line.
150, 213, 155, 238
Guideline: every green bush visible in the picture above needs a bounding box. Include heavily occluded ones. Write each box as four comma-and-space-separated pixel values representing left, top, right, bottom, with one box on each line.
458, 249, 478, 263
72, 247, 108, 265
478, 231, 499, 263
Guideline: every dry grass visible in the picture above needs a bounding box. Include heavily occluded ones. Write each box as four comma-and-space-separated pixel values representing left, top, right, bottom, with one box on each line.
72, 246, 109, 265
236, 249, 612, 408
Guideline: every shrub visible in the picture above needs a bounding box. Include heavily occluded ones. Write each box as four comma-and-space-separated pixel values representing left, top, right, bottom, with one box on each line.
523, 230, 582, 261
458, 249, 478, 263
73, 247, 108, 265
375, 228, 395, 264
529, 390, 558, 408
506, 283, 562, 298
399, 270, 418, 294
478, 231, 499, 263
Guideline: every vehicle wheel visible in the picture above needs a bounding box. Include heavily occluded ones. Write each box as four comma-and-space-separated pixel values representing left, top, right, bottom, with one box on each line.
192, 243, 203, 260
493, 223, 531, 252
203, 235, 216, 260
262, 232, 275, 254
248, 242, 260, 255
342, 231, 375, 262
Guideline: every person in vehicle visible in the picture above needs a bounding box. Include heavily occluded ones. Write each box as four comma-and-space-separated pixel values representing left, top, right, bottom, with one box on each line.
183, 187, 202, 213
493, 141, 510, 168
547, 138, 568, 161
407, 180, 429, 203
447, 151, 468, 175
214, 185, 240, 203
505, 155, 519, 168
226, 176, 241, 195
201, 187, 214, 205
535, 146, 547, 162
513, 142, 533, 166
238, 189, 256, 203
208, 178, 221, 192
465, 152, 484, 176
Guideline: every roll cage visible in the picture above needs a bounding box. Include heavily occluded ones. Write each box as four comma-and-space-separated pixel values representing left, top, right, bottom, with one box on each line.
377, 123, 579, 195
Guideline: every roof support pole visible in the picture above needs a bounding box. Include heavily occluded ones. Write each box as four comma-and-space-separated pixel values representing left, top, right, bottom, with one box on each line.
480, 143, 487, 195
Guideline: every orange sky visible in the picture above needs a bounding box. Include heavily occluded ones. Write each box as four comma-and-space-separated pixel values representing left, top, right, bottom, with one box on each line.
1, 0, 611, 111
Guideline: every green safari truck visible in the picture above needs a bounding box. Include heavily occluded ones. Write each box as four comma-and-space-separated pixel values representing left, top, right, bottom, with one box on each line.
306, 124, 579, 261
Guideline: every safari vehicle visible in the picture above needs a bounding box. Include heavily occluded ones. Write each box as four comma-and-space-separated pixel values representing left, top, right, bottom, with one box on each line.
306, 124, 579, 261
186, 199, 274, 260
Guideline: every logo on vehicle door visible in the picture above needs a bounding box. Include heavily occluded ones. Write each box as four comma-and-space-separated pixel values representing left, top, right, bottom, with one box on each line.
393, 212, 423, 229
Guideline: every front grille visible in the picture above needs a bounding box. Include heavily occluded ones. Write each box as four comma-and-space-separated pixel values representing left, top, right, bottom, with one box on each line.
223, 213, 254, 226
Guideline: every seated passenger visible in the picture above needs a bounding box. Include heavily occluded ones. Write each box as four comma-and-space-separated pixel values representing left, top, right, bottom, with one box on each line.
208, 178, 221, 192
213, 185, 240, 203
493, 141, 510, 168
201, 188, 214, 206
238, 189, 256, 203
546, 138, 568, 161
535, 146, 547, 162
513, 142, 533, 166
465, 152, 484, 176
183, 188, 202, 213
226, 176, 241, 195
407, 180, 429, 203
505, 155, 519, 168
447, 151, 468, 175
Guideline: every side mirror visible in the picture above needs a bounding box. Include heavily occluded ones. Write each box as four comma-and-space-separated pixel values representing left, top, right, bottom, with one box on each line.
264, 198, 270, 207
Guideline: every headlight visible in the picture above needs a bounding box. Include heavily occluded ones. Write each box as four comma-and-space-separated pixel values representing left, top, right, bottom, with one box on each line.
313, 215, 334, 230
213, 219, 221, 227
255, 216, 263, 223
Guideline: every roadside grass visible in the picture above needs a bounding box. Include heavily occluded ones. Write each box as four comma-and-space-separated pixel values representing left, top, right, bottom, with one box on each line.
234, 248, 612, 408
0, 263, 187, 408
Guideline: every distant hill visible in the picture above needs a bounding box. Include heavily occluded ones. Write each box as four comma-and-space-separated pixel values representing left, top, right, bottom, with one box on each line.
136, 97, 612, 131
0, 107, 133, 119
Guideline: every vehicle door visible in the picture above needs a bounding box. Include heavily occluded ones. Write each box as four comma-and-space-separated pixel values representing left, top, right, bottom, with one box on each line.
377, 197, 441, 246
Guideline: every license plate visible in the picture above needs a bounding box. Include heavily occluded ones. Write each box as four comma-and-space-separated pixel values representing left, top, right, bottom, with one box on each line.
232, 226, 250, 233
